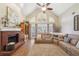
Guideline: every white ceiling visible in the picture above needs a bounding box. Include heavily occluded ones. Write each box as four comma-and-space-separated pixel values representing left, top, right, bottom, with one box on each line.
48, 3, 75, 15
16, 3, 75, 16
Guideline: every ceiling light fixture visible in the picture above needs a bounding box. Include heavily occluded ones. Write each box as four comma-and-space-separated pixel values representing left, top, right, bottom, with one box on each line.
20, 3, 24, 8
37, 3, 53, 13
41, 6, 46, 11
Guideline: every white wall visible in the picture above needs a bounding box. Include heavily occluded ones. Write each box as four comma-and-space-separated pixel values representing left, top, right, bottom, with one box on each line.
0, 4, 6, 27
0, 4, 6, 18
60, 4, 79, 34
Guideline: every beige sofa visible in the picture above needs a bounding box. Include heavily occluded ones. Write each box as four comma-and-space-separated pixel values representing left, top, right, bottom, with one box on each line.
36, 33, 79, 55
35, 33, 53, 43
53, 34, 64, 45
58, 34, 79, 56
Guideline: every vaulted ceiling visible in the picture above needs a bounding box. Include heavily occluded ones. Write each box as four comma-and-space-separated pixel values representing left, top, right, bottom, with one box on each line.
16, 3, 75, 16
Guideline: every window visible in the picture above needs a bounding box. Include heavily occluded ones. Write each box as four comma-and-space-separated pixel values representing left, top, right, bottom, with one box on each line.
30, 24, 36, 39
49, 24, 53, 33
74, 15, 79, 31
37, 24, 47, 33
29, 12, 55, 39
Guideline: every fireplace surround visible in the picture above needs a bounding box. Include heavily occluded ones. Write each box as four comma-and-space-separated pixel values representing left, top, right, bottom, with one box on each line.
0, 31, 25, 55
3, 34, 19, 51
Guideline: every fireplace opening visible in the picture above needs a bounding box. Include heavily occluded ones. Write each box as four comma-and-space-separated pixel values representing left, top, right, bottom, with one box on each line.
8, 34, 19, 44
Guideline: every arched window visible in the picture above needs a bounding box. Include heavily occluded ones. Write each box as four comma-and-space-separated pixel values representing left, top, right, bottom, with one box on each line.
28, 12, 55, 39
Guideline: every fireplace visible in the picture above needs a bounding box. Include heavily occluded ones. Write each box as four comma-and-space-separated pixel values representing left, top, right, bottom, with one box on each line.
0, 31, 25, 55
2, 34, 19, 51
8, 34, 19, 44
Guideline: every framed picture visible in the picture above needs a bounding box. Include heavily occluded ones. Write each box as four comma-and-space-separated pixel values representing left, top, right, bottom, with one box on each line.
74, 15, 79, 31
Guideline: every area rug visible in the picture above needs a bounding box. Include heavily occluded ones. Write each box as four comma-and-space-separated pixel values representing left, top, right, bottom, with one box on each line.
27, 44, 69, 56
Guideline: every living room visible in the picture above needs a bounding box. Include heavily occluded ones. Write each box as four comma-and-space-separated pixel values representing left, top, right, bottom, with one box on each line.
0, 3, 79, 56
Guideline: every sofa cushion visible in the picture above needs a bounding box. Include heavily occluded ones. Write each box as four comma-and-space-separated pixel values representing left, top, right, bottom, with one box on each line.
59, 41, 71, 48
69, 39, 78, 46
59, 41, 79, 56
76, 41, 79, 48
41, 33, 52, 40
37, 34, 42, 40
70, 44, 79, 55
64, 37, 71, 43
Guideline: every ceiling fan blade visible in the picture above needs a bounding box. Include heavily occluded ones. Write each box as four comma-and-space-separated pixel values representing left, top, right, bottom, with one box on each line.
36, 3, 41, 6
46, 3, 50, 6
47, 8, 53, 10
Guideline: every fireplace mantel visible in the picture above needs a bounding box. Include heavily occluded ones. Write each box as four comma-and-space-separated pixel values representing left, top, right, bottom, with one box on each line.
0, 27, 21, 31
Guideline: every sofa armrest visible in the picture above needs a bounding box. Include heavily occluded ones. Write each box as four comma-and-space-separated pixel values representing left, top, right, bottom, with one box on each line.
70, 45, 79, 56
59, 41, 79, 56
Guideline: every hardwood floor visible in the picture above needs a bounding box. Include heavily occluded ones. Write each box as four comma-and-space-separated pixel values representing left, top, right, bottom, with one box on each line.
12, 39, 68, 56
27, 44, 68, 56
12, 39, 35, 56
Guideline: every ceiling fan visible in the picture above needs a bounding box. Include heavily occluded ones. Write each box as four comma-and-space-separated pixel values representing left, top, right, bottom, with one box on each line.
36, 3, 53, 13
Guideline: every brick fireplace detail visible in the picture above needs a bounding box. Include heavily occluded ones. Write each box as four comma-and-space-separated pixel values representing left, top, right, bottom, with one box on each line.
0, 31, 25, 55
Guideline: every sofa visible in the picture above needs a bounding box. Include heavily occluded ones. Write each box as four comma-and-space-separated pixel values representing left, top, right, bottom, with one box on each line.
53, 33, 64, 45
35, 33, 79, 56
58, 34, 79, 56
35, 33, 53, 43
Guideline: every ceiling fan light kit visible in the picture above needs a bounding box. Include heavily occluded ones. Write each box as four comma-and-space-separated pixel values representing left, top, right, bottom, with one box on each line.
41, 6, 46, 11
36, 3, 53, 13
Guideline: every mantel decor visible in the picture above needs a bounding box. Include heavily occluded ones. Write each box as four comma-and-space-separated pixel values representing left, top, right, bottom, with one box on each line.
1, 6, 20, 27
74, 15, 79, 31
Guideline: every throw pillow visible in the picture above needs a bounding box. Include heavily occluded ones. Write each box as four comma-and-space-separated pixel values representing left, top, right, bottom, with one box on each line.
70, 39, 78, 46
76, 41, 79, 48
64, 37, 71, 43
